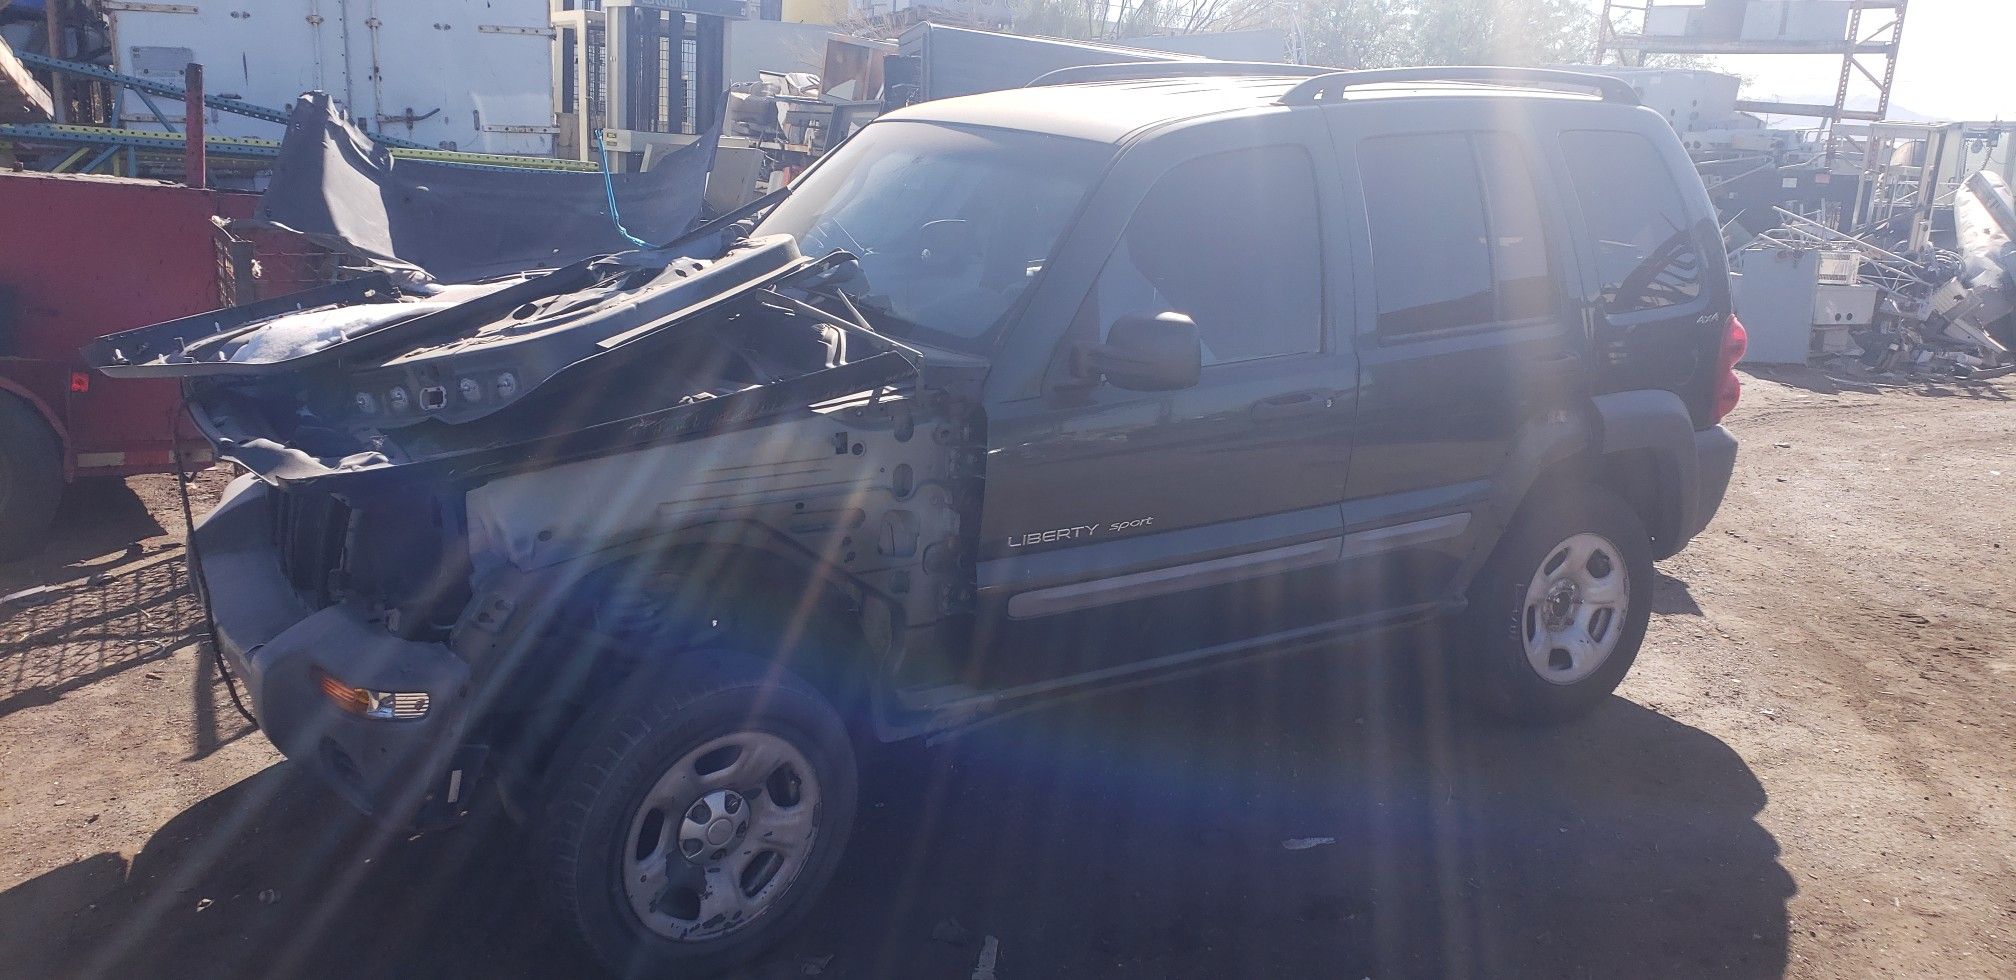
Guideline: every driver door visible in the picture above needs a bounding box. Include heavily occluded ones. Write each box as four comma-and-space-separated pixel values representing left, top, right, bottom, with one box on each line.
970, 121, 1359, 687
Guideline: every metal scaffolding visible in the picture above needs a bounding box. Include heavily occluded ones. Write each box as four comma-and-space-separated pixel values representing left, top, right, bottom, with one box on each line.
1595, 0, 1909, 165
0, 54, 594, 177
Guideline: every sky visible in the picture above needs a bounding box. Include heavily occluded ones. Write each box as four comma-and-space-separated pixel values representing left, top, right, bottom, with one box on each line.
1593, 0, 2014, 122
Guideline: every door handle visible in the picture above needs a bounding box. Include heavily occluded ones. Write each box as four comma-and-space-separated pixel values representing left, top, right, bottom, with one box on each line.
1250, 391, 1332, 421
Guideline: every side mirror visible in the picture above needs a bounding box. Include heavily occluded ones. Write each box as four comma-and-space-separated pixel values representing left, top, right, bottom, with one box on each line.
1082, 312, 1202, 391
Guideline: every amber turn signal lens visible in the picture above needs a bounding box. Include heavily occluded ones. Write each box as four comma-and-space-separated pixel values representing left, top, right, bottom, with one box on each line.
314, 668, 374, 716
312, 668, 431, 720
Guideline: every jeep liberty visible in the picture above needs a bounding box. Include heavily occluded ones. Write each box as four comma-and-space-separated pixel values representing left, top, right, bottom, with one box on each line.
88, 65, 1743, 976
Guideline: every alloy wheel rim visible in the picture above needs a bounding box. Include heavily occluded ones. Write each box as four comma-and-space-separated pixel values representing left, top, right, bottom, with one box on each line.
621, 730, 821, 942
1521, 532, 1630, 685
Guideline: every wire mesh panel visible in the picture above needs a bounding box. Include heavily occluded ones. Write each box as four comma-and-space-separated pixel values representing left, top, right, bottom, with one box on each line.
657, 34, 673, 132
680, 36, 698, 134
586, 25, 608, 134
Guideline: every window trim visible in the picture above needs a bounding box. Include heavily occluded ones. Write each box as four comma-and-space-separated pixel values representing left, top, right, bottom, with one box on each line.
1374, 312, 1562, 349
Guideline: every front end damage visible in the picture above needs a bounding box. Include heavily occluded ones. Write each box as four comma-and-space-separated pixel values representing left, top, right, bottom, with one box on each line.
89, 237, 983, 825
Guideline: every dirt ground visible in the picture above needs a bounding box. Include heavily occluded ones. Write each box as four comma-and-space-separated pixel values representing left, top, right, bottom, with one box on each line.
1, 366, 2012, 979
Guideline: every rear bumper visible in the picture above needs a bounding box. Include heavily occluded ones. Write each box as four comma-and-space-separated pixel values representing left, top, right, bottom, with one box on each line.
193, 476, 474, 824
1682, 425, 1738, 543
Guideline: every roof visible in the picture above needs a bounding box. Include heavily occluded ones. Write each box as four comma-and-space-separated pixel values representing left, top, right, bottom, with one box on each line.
883, 72, 1623, 144
884, 75, 1309, 143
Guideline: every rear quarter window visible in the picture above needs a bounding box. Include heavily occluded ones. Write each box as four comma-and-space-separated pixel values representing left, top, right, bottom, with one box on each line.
1559, 130, 1705, 316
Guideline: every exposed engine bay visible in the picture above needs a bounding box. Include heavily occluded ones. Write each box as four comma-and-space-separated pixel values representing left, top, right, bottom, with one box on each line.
85, 236, 933, 491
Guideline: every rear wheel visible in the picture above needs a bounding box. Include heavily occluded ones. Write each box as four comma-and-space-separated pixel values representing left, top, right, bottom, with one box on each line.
0, 396, 63, 561
536, 652, 856, 977
1457, 484, 1654, 722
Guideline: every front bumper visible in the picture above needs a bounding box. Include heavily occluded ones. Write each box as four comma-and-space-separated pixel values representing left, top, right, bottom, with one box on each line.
194, 476, 475, 823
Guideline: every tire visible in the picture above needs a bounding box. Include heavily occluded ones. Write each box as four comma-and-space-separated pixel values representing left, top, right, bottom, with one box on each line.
1456, 483, 1654, 723
536, 651, 858, 978
0, 395, 64, 562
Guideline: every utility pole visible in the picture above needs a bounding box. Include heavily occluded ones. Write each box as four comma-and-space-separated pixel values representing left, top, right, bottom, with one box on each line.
184, 62, 205, 189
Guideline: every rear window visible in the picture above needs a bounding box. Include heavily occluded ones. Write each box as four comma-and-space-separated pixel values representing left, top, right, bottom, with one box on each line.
1359, 133, 1559, 338
1560, 130, 1704, 315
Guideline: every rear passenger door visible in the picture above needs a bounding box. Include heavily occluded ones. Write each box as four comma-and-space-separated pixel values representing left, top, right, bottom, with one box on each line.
1322, 106, 1584, 609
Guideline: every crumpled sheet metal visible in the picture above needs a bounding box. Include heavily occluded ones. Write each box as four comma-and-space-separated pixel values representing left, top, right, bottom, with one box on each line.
1956, 171, 2016, 286
256, 92, 720, 284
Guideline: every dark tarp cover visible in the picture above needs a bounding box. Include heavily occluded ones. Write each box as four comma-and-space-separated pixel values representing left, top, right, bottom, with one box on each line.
257, 92, 720, 283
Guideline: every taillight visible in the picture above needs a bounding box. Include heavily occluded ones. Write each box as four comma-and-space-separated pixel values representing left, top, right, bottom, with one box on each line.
1709, 315, 1747, 425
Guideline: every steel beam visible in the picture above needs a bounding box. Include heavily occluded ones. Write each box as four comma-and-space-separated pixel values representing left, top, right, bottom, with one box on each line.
1735, 100, 1886, 123
14, 49, 289, 124
0, 122, 599, 171
11, 50, 433, 149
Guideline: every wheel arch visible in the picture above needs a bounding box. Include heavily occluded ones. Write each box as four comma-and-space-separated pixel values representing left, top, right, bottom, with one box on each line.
451, 519, 905, 750
0, 379, 72, 481
1464, 405, 1594, 589
1586, 389, 1700, 560
1475, 389, 1702, 586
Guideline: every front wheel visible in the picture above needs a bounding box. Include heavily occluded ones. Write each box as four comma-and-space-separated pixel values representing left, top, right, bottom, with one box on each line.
1457, 485, 1654, 723
536, 653, 857, 977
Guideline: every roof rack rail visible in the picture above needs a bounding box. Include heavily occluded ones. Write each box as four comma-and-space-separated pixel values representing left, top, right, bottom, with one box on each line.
1028, 61, 1334, 88
1278, 67, 1639, 106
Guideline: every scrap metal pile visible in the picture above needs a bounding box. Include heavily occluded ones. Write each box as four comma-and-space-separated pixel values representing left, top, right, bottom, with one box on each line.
1739, 171, 2016, 379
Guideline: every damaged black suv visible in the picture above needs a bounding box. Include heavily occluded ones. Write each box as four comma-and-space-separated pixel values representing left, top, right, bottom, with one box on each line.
91, 65, 1742, 975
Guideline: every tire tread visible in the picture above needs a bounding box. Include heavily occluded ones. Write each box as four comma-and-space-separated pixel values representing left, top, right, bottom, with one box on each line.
534, 653, 856, 977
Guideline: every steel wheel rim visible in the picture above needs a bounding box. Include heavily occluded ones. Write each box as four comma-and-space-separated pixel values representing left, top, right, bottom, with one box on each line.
621, 730, 822, 942
1521, 531, 1630, 686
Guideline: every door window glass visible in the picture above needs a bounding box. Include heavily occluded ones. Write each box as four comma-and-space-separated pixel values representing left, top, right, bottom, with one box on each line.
1475, 133, 1557, 321
1560, 130, 1703, 315
1361, 133, 1494, 336
1088, 145, 1322, 365
1361, 132, 1560, 337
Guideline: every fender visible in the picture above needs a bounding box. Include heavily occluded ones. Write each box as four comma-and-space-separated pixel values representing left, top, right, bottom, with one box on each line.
1464, 389, 1701, 586
0, 377, 72, 481
1458, 406, 1593, 587
1590, 389, 1701, 553
447, 517, 921, 738
451, 519, 905, 661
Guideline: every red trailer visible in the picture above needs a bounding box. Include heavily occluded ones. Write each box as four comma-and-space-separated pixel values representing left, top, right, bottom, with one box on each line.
0, 171, 326, 557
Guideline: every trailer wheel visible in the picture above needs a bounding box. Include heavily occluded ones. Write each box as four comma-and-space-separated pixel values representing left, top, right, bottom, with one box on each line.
0, 395, 63, 561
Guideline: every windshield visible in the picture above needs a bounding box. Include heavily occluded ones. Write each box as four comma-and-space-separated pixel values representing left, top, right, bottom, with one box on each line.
753, 121, 1109, 353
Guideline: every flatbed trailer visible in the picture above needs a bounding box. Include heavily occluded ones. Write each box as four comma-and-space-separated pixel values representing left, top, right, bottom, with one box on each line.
0, 170, 326, 557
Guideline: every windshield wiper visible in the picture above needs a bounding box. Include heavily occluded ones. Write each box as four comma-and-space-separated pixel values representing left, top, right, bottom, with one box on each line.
629, 185, 795, 261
